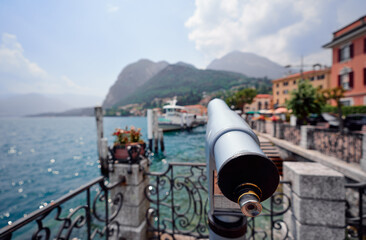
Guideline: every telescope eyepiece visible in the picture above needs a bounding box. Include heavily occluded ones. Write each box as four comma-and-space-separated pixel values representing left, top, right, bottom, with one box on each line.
235, 183, 263, 217
238, 193, 262, 217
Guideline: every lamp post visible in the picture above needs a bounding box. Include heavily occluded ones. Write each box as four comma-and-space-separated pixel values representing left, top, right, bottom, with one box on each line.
284, 59, 322, 81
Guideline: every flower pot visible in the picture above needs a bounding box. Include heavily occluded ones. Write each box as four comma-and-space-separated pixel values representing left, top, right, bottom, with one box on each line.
113, 142, 145, 162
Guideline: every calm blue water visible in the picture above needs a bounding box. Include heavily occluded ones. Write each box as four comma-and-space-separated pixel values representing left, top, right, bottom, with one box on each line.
0, 117, 206, 229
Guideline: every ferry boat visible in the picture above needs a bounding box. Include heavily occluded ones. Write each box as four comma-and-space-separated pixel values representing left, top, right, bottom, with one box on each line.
158, 99, 196, 132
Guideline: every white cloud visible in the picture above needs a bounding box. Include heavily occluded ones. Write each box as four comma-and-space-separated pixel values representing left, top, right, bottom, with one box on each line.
107, 4, 119, 13
186, 0, 363, 66
0, 33, 93, 96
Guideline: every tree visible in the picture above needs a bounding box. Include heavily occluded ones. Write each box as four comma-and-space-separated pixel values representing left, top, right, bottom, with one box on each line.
225, 88, 257, 111
286, 80, 322, 125
320, 87, 345, 131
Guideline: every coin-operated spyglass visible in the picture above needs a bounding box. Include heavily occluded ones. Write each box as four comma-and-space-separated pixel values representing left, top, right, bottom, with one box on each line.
206, 99, 279, 239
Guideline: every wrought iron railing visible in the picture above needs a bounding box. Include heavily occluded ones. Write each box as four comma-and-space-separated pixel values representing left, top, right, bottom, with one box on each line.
0, 176, 125, 240
247, 181, 292, 240
144, 162, 208, 239
144, 162, 292, 240
307, 128, 363, 163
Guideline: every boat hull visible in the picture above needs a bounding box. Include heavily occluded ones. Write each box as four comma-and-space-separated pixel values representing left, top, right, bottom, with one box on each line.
158, 123, 190, 132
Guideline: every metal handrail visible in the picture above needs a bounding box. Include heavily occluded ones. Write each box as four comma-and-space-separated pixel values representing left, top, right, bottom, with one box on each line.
0, 176, 104, 237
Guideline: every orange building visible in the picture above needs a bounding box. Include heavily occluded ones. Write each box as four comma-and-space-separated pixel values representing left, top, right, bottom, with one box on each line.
272, 68, 331, 107
323, 15, 366, 106
244, 94, 273, 112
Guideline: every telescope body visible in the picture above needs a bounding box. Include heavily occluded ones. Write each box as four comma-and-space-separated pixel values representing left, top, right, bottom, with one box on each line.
206, 98, 279, 217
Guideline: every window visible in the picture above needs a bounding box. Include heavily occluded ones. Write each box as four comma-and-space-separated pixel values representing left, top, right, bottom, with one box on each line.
283, 81, 288, 86
293, 80, 296, 84
283, 90, 289, 94
310, 77, 314, 81
364, 68, 366, 85
338, 67, 353, 90
276, 91, 279, 95
317, 75, 325, 80
340, 99, 352, 106
258, 101, 262, 110
276, 84, 279, 87
319, 85, 323, 89
338, 43, 353, 62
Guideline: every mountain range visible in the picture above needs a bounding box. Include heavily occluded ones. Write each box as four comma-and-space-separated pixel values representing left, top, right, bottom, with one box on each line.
103, 59, 168, 108
1, 51, 285, 116
207, 51, 286, 79
103, 51, 283, 109
117, 64, 271, 106
0, 93, 102, 117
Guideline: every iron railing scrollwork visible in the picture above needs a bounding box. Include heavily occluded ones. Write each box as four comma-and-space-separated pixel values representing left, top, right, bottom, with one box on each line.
144, 162, 208, 239
246, 181, 292, 240
0, 176, 125, 240
307, 128, 363, 163
144, 162, 292, 240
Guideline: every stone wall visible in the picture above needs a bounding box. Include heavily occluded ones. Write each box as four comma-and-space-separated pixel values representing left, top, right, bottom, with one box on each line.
283, 162, 346, 239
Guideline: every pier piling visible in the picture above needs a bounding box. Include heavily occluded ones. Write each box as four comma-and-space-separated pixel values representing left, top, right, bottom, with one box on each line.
159, 129, 165, 152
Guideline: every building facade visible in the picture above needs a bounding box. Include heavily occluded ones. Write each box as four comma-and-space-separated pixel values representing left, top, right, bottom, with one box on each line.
323, 15, 366, 106
244, 94, 273, 112
272, 68, 331, 107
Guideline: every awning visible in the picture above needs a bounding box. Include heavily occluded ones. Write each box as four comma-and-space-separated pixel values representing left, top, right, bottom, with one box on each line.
259, 109, 274, 114
246, 111, 259, 114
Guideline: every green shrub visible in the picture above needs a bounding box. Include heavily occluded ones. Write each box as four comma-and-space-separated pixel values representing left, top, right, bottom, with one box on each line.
322, 105, 366, 115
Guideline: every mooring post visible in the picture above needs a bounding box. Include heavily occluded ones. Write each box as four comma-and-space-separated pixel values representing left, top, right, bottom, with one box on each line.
94, 106, 107, 176
147, 109, 153, 152
153, 110, 159, 153
159, 129, 164, 152
95, 106, 103, 155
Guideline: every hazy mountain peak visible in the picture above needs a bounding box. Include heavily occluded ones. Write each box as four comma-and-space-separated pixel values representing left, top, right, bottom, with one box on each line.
175, 61, 196, 69
102, 59, 169, 108
207, 51, 286, 79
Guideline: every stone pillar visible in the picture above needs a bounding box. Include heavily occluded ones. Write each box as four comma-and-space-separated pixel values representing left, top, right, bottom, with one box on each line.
283, 162, 345, 240
300, 125, 314, 149
360, 133, 366, 172
109, 159, 149, 240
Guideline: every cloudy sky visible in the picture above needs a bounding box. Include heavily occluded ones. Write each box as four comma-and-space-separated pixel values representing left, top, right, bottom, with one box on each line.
0, 0, 364, 99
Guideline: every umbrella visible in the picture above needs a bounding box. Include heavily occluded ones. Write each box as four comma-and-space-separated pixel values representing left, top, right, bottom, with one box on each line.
274, 107, 288, 114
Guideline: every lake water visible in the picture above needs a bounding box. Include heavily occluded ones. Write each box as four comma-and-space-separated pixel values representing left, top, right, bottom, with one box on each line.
0, 117, 206, 229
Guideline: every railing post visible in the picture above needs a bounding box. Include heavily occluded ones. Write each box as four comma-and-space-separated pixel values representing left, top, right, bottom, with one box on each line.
109, 159, 150, 240
300, 125, 314, 149
272, 121, 277, 138
279, 123, 285, 139
283, 162, 345, 239
360, 133, 366, 172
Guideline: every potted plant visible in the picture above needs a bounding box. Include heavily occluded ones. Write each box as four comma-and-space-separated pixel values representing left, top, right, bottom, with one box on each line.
112, 126, 145, 161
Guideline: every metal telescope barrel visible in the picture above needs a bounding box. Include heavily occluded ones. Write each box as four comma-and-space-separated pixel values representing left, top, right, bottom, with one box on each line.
206, 98, 279, 217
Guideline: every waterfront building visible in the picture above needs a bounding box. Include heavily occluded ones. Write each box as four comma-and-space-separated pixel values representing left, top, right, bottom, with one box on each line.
272, 68, 331, 107
323, 15, 366, 106
244, 94, 273, 112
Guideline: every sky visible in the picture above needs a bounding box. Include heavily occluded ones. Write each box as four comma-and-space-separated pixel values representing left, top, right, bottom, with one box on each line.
0, 0, 365, 100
